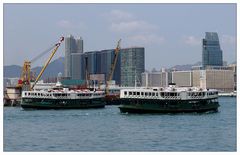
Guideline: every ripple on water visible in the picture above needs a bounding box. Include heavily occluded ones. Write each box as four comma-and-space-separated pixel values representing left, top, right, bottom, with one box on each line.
3, 97, 236, 151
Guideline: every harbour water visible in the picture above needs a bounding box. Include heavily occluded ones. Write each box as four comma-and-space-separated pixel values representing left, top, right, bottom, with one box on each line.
3, 97, 236, 151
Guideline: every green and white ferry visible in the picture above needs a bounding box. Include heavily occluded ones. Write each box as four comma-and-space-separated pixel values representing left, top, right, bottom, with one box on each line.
21, 86, 106, 109
119, 84, 219, 113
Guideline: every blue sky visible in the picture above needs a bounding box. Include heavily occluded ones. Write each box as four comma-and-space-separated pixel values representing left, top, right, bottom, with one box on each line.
3, 3, 236, 70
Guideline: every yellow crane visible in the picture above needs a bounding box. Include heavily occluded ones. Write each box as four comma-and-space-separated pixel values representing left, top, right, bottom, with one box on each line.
106, 39, 121, 95
17, 37, 64, 91
31, 37, 64, 90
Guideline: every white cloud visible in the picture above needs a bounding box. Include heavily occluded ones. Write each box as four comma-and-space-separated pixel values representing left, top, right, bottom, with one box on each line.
104, 9, 164, 46
57, 20, 86, 30
128, 34, 165, 45
57, 20, 74, 28
110, 20, 157, 33
109, 9, 134, 21
183, 36, 201, 46
105, 9, 158, 34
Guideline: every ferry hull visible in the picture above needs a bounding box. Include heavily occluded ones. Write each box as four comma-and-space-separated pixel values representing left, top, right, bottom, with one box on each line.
21, 98, 105, 109
119, 98, 219, 114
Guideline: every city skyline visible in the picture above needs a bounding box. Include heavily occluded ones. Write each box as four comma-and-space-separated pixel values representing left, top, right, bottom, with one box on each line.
3, 3, 236, 70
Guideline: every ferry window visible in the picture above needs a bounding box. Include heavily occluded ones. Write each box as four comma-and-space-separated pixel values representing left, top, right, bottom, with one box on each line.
38, 93, 40, 96
149, 92, 152, 96
152, 92, 155, 96
145, 92, 148, 96
25, 93, 27, 96
133, 92, 136, 95
141, 92, 144, 96
161, 92, 164, 96
129, 92, 132, 95
35, 93, 37, 96
28, 93, 30, 96
156, 93, 158, 96
124, 91, 127, 95
137, 92, 140, 95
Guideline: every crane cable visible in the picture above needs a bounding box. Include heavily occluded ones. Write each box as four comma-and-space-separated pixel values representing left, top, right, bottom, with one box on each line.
30, 45, 55, 63
30, 38, 63, 63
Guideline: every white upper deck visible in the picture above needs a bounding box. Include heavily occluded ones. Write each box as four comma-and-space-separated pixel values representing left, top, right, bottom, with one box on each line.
22, 88, 105, 99
120, 86, 218, 100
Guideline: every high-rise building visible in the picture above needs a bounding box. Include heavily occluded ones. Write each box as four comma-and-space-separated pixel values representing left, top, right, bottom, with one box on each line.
79, 47, 144, 86
202, 32, 223, 68
79, 49, 121, 84
121, 47, 145, 87
64, 35, 83, 79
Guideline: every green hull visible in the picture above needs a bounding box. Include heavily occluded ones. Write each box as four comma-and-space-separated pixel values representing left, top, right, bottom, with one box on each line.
21, 97, 105, 109
119, 98, 219, 113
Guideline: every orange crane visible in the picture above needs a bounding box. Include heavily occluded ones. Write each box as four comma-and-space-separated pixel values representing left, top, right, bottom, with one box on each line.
17, 37, 64, 90
17, 61, 31, 89
106, 39, 121, 95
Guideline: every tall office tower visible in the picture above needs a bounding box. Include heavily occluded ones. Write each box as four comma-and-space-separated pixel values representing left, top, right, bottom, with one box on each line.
64, 35, 83, 79
79, 47, 144, 86
121, 47, 145, 87
202, 32, 223, 68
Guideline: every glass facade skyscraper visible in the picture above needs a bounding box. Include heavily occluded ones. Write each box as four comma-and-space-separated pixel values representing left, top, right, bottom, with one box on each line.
202, 32, 223, 68
78, 47, 145, 86
120, 48, 145, 87
64, 35, 83, 79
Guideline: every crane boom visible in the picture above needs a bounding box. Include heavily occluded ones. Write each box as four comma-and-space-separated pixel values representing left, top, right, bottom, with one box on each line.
106, 39, 121, 95
31, 37, 64, 90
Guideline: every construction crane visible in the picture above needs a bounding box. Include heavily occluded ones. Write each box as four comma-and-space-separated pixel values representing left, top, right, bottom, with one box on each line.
31, 37, 64, 90
17, 61, 31, 90
106, 39, 121, 95
17, 37, 64, 91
